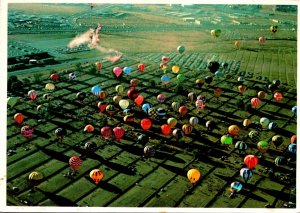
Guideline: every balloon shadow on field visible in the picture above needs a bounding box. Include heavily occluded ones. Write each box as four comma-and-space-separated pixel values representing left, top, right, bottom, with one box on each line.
159, 163, 186, 177
33, 129, 51, 139
37, 188, 78, 206
35, 144, 69, 162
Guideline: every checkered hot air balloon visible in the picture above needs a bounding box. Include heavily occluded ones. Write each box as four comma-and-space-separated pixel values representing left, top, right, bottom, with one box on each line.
148, 107, 158, 119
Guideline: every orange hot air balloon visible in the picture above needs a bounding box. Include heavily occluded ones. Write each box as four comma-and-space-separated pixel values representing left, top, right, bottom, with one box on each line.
257, 91, 265, 100
141, 118, 152, 130
214, 88, 222, 98
228, 125, 240, 136
274, 92, 283, 102
161, 124, 171, 136
179, 106, 188, 117
134, 95, 144, 106
98, 91, 107, 100
182, 124, 193, 135
244, 155, 258, 169
251, 98, 260, 109
96, 62, 102, 72
14, 113, 24, 124
84, 124, 94, 132
90, 169, 104, 184
238, 85, 247, 94
291, 135, 296, 144
138, 63, 145, 72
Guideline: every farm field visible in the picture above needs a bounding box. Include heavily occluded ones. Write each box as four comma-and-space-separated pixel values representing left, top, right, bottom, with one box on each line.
5, 3, 297, 210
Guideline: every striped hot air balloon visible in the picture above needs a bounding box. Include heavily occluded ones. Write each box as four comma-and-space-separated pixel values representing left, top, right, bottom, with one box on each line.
251, 98, 260, 109
235, 141, 248, 153
21, 125, 34, 139
172, 128, 184, 140
28, 90, 37, 100
244, 155, 258, 169
90, 169, 104, 184
101, 126, 112, 139
182, 124, 193, 135
69, 156, 82, 171
240, 168, 253, 183
230, 181, 243, 193
189, 117, 199, 126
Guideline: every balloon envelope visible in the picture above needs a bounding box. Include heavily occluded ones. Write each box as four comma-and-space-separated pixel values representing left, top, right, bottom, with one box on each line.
177, 45, 185, 54
187, 169, 201, 184
161, 124, 171, 136
141, 119, 152, 130
14, 113, 24, 124
119, 99, 130, 110
134, 95, 144, 106
113, 67, 123, 77
69, 156, 82, 171
244, 155, 258, 169
90, 169, 104, 184
123, 66, 132, 74
91, 85, 102, 96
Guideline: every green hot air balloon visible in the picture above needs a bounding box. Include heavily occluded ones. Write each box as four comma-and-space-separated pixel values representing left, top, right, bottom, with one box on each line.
177, 45, 185, 54
177, 74, 185, 83
221, 134, 233, 146
257, 141, 269, 153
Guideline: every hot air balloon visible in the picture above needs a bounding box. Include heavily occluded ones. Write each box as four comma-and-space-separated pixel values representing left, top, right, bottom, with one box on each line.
76, 92, 86, 102
167, 117, 177, 128
207, 61, 220, 73
257, 91, 266, 100
177, 45, 185, 54
240, 168, 253, 183
69, 156, 82, 171
171, 102, 180, 111
101, 126, 112, 139
113, 66, 123, 77
124, 114, 135, 123
273, 79, 280, 87
179, 106, 188, 117
235, 141, 248, 153
95, 62, 102, 73
161, 75, 170, 85
119, 99, 130, 110
292, 106, 297, 116
90, 169, 104, 184
243, 119, 251, 127
157, 108, 166, 119
215, 70, 223, 78
206, 120, 216, 131
50, 73, 59, 81
45, 83, 55, 91
237, 77, 245, 83
291, 135, 296, 144
222, 62, 229, 70
28, 90, 37, 100
195, 79, 204, 88
288, 144, 296, 154
182, 124, 193, 135
69, 72, 76, 80
98, 91, 107, 100
21, 125, 34, 139
137, 134, 149, 144
84, 124, 94, 133
272, 135, 283, 148
106, 104, 116, 116
172, 65, 180, 73
268, 122, 277, 130
130, 79, 139, 87
189, 117, 199, 126
123, 66, 132, 75
248, 130, 260, 142
257, 141, 269, 153
157, 94, 166, 103
196, 100, 205, 111
244, 155, 258, 169
275, 156, 286, 167
84, 141, 97, 152
235, 40, 241, 48
134, 95, 144, 106
197, 94, 206, 103
173, 128, 184, 140
161, 56, 170, 64
221, 134, 233, 146
211, 29, 221, 38
228, 125, 240, 136
268, 84, 277, 93
138, 63, 145, 72
230, 181, 243, 193
98, 101, 108, 112
258, 36, 266, 44
161, 124, 171, 136
214, 88, 222, 98
204, 76, 213, 84
144, 145, 155, 157
115, 85, 124, 95
187, 92, 197, 102
251, 98, 260, 109
55, 128, 67, 141
238, 85, 247, 95
177, 74, 185, 82
141, 118, 152, 130
260, 117, 270, 129
36, 104, 48, 113
274, 92, 283, 102
148, 107, 158, 119
14, 113, 24, 124
127, 87, 139, 100
91, 85, 102, 96
270, 25, 278, 33
113, 127, 125, 141
187, 169, 201, 184
28, 171, 43, 187
142, 103, 151, 114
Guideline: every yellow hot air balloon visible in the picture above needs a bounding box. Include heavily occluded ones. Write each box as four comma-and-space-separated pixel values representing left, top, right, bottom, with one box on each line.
90, 169, 104, 184
28, 171, 43, 187
45, 83, 55, 91
119, 99, 130, 110
238, 85, 247, 94
243, 119, 251, 127
234, 40, 241, 49
172, 65, 180, 74
187, 169, 201, 184
167, 117, 177, 128
113, 95, 122, 105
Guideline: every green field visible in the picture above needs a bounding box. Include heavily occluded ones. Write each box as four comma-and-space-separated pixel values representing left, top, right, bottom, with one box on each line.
6, 3, 297, 209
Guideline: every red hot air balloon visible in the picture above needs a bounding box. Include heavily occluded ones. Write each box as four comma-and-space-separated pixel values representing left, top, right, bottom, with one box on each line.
96, 62, 102, 73
138, 63, 145, 72
258, 36, 266, 44
101, 126, 112, 139
161, 56, 170, 64
127, 87, 139, 100
251, 98, 260, 109
161, 124, 171, 136
291, 135, 296, 144
141, 118, 152, 130
50, 73, 59, 81
214, 88, 222, 98
98, 101, 108, 112
21, 125, 34, 139
14, 113, 24, 124
244, 155, 258, 169
134, 95, 144, 106
28, 90, 37, 100
113, 127, 125, 141
179, 106, 188, 117
274, 92, 283, 102
69, 156, 82, 171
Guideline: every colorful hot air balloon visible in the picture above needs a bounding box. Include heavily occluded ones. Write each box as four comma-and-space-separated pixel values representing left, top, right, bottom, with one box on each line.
230, 181, 243, 193
84, 141, 97, 152
274, 92, 283, 102
288, 144, 296, 154
90, 169, 104, 184
273, 79, 281, 87
148, 107, 158, 119
138, 134, 149, 144
157, 108, 166, 119
91, 85, 102, 96
251, 98, 260, 109
106, 104, 116, 116
21, 125, 34, 139
138, 63, 145, 72
204, 76, 213, 84
270, 25, 278, 33
268, 84, 277, 93
123, 66, 132, 75
177, 74, 185, 82
161, 75, 170, 85
101, 126, 112, 139
141, 118, 152, 130
173, 128, 184, 140
195, 79, 204, 88
291, 135, 296, 144
157, 94, 166, 103
115, 84, 124, 95
161, 56, 170, 64
258, 36, 266, 44
55, 128, 67, 141
177, 45, 185, 54
127, 87, 139, 100
28, 90, 37, 100
69, 72, 76, 80
28, 171, 43, 187
207, 61, 220, 73
130, 79, 139, 88
167, 117, 177, 128
238, 85, 247, 94
95, 62, 102, 72
228, 125, 240, 136
134, 95, 144, 106
161, 124, 171, 136
272, 135, 283, 149
119, 99, 130, 110
113, 67, 123, 77
187, 169, 201, 184
275, 156, 286, 167
142, 103, 151, 114
240, 168, 253, 183
69, 156, 82, 171
76, 92, 86, 102
257, 141, 269, 152
235, 141, 248, 153
235, 40, 241, 48
45, 83, 55, 91
179, 106, 188, 117
98, 101, 108, 112
221, 134, 233, 146
84, 124, 94, 133
187, 92, 197, 102
206, 120, 216, 131
211, 29, 221, 38
292, 106, 297, 116
172, 65, 180, 73
50, 73, 59, 81
14, 113, 24, 124
257, 91, 266, 100
244, 155, 258, 169
113, 127, 125, 141
249, 130, 260, 142
215, 70, 223, 78
268, 122, 277, 130
144, 145, 155, 157
195, 100, 205, 111
171, 102, 180, 111
260, 117, 270, 129
182, 124, 193, 135
189, 117, 199, 126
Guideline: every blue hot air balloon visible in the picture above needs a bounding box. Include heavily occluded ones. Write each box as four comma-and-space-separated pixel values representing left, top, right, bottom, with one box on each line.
157, 108, 167, 118
240, 168, 253, 183
288, 144, 296, 154
142, 103, 151, 114
123, 67, 132, 75
292, 106, 297, 116
230, 181, 243, 193
215, 70, 223, 78
268, 122, 277, 130
161, 75, 170, 85
91, 85, 102, 96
